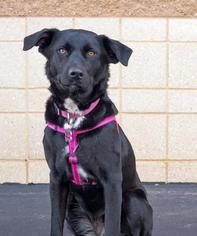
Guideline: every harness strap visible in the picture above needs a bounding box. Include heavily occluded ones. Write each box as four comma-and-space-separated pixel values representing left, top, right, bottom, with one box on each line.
47, 115, 117, 136
47, 93, 119, 186
69, 156, 81, 185
68, 132, 82, 185
47, 115, 118, 185
47, 123, 65, 134
75, 115, 117, 135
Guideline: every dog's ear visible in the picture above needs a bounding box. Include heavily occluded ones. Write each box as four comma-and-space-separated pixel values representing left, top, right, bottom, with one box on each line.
23, 28, 59, 56
99, 35, 132, 66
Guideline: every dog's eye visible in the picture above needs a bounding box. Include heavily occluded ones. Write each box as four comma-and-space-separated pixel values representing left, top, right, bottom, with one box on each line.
86, 51, 96, 57
58, 48, 67, 54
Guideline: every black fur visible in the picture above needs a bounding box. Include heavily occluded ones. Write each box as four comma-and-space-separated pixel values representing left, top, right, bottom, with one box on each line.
23, 28, 153, 236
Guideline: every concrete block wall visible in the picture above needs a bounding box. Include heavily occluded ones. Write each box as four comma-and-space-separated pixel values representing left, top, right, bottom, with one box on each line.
0, 17, 197, 183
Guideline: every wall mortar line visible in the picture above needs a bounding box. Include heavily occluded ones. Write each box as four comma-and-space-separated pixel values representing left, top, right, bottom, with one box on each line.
137, 159, 197, 162
119, 18, 123, 125
123, 40, 197, 43
1, 111, 197, 115
166, 18, 170, 183
0, 159, 28, 162
115, 87, 197, 90
25, 17, 29, 184
1, 87, 197, 91
120, 112, 197, 115
1, 158, 197, 162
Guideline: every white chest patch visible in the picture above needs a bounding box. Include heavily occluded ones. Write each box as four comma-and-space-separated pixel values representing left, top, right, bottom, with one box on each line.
63, 98, 85, 130
61, 146, 69, 156
78, 165, 88, 179
64, 98, 82, 115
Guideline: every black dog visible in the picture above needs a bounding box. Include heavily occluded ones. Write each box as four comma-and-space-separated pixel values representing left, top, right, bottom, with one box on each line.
23, 28, 153, 236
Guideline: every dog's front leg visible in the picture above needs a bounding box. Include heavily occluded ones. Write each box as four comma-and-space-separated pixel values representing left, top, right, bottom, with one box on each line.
50, 176, 68, 236
103, 178, 122, 236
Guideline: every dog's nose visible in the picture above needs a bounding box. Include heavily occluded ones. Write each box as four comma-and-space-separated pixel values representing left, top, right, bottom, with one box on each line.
68, 68, 84, 79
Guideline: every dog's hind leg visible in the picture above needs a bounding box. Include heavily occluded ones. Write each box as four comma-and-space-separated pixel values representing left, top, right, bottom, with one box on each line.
122, 189, 153, 236
66, 197, 97, 236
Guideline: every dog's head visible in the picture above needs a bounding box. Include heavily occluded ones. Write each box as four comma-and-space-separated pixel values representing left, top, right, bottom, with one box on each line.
23, 28, 132, 106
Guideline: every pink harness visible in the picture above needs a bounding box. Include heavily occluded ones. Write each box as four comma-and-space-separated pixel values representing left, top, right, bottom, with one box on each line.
47, 99, 118, 186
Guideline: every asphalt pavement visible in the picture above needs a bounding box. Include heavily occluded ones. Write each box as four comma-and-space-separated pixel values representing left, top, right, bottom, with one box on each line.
0, 183, 197, 236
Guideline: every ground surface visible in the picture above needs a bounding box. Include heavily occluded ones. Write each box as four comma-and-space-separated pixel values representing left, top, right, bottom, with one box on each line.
0, 0, 197, 17
0, 183, 197, 236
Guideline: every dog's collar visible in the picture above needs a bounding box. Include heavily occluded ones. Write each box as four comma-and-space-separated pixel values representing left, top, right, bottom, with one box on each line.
55, 98, 100, 119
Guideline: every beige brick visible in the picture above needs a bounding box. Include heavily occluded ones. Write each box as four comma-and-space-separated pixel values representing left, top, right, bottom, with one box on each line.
28, 114, 45, 159
121, 115, 166, 159
169, 43, 197, 88
27, 17, 73, 35
122, 18, 167, 41
0, 42, 26, 88
122, 89, 166, 112
28, 160, 49, 183
116, 114, 121, 123
168, 162, 197, 183
168, 115, 197, 159
28, 89, 50, 112
121, 42, 167, 88
0, 114, 27, 159
0, 18, 25, 41
27, 47, 49, 88
108, 64, 120, 88
74, 18, 120, 39
169, 90, 197, 113
136, 161, 166, 182
169, 19, 197, 41
0, 90, 26, 112
0, 161, 26, 184
108, 89, 120, 110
